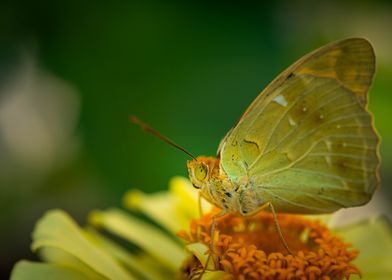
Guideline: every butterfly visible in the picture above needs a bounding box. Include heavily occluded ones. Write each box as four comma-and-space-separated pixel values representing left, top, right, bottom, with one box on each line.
186, 37, 380, 216
131, 37, 380, 253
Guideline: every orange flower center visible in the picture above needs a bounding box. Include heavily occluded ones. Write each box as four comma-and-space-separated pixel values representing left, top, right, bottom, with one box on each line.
178, 210, 360, 280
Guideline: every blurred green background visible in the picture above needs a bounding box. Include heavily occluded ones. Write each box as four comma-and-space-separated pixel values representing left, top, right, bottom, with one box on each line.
1, 0, 391, 278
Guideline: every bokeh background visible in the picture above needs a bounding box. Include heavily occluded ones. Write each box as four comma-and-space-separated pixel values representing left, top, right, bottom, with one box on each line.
1, 0, 391, 278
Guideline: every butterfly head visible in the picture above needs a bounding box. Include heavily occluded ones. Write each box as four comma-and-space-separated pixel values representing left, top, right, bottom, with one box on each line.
187, 156, 218, 189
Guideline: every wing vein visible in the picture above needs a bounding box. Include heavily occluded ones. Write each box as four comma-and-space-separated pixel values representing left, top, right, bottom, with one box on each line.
290, 167, 364, 184
255, 79, 339, 154
292, 112, 370, 145
308, 152, 372, 161
262, 188, 346, 212
265, 84, 355, 154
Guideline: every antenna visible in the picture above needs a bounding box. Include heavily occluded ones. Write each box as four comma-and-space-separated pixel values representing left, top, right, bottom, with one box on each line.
129, 115, 197, 160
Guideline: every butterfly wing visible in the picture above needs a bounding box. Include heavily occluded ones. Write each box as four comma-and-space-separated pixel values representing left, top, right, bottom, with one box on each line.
219, 38, 380, 214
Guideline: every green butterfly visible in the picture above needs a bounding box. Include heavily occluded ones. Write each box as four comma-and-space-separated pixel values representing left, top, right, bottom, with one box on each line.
187, 38, 380, 219
132, 38, 380, 251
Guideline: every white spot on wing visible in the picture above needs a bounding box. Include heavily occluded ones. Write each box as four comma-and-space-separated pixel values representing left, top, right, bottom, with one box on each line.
273, 95, 288, 107
325, 140, 332, 151
288, 116, 296, 126
325, 156, 332, 166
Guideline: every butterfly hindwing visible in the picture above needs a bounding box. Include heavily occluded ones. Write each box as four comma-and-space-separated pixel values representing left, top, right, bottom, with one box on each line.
219, 38, 379, 214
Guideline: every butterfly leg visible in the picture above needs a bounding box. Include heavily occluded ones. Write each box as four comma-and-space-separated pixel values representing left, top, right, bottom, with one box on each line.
243, 202, 293, 255
196, 193, 204, 250
198, 192, 204, 218
199, 210, 227, 279
267, 202, 293, 255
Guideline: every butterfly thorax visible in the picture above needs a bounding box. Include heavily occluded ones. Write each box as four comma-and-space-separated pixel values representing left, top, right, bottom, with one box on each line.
187, 156, 246, 213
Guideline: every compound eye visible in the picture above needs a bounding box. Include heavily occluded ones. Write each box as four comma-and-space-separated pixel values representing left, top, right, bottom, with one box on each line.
195, 163, 208, 181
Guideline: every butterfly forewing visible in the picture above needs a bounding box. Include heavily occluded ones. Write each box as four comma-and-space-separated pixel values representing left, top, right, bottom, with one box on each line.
219, 38, 380, 214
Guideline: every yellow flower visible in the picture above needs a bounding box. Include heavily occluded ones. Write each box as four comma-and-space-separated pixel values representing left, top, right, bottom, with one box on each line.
178, 211, 360, 279
10, 177, 392, 280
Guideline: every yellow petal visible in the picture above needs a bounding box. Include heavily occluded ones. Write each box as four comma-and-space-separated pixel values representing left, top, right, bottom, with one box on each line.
123, 176, 211, 234
169, 176, 212, 218
31, 210, 133, 280
86, 228, 174, 279
11, 260, 91, 280
38, 247, 107, 279
201, 271, 226, 280
336, 216, 392, 279
89, 208, 186, 271
186, 243, 215, 270
124, 188, 184, 234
